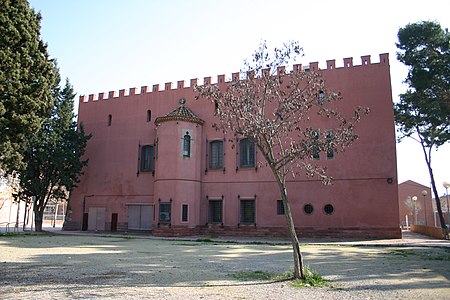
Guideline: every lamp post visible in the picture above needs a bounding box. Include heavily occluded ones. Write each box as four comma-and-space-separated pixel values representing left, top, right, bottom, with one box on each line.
412, 196, 418, 225
421, 190, 428, 226
444, 182, 450, 226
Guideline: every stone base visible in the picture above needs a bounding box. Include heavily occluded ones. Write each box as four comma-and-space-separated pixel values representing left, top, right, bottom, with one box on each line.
62, 221, 81, 231
152, 225, 401, 239
64, 220, 401, 239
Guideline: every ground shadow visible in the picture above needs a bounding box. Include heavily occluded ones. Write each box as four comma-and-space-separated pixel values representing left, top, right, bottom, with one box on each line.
0, 234, 449, 298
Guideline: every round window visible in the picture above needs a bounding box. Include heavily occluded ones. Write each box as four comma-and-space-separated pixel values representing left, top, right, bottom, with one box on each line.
303, 204, 314, 215
324, 204, 334, 215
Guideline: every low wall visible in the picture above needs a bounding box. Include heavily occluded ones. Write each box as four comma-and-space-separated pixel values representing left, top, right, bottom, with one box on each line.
410, 224, 448, 239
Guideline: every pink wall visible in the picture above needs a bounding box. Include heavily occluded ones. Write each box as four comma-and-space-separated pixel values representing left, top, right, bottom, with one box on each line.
65, 54, 400, 238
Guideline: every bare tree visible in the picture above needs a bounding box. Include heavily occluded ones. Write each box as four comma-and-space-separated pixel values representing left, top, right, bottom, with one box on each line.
195, 41, 369, 279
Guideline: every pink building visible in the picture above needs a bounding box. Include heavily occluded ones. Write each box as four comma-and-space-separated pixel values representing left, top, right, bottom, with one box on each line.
64, 54, 400, 238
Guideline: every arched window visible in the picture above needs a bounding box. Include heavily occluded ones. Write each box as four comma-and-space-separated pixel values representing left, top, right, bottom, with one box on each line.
326, 130, 334, 160
318, 90, 325, 105
214, 100, 219, 115
311, 130, 320, 160
108, 114, 112, 126
183, 132, 191, 157
147, 110, 151, 122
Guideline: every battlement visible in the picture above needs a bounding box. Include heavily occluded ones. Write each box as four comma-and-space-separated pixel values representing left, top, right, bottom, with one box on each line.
79, 53, 389, 103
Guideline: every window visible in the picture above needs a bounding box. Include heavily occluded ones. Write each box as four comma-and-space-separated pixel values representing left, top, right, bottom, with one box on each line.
140, 145, 154, 172
318, 90, 325, 105
210, 140, 223, 169
147, 110, 152, 122
277, 200, 285, 215
108, 114, 112, 126
304, 204, 314, 215
181, 204, 188, 222
240, 139, 255, 167
214, 100, 219, 115
326, 130, 334, 160
208, 200, 223, 223
324, 204, 334, 215
311, 130, 320, 160
183, 132, 191, 157
159, 203, 171, 223
240, 199, 255, 224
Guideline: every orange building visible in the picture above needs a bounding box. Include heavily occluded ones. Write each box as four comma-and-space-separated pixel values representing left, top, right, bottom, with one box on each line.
398, 180, 444, 228
64, 54, 400, 238
398, 180, 433, 228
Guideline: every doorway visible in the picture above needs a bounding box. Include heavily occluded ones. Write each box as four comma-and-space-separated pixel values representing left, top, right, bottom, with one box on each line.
127, 205, 153, 230
87, 207, 106, 231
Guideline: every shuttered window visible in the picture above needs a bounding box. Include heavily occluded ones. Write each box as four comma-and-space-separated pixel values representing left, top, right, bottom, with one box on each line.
210, 140, 223, 169
240, 199, 255, 224
159, 203, 171, 223
208, 200, 223, 223
140, 145, 154, 172
240, 139, 255, 167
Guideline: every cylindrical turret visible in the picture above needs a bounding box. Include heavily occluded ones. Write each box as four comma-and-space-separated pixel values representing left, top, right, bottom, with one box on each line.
153, 98, 204, 230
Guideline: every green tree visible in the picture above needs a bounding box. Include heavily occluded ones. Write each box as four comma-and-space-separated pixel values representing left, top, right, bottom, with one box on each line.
15, 79, 91, 232
395, 21, 450, 232
195, 41, 368, 279
0, 0, 56, 171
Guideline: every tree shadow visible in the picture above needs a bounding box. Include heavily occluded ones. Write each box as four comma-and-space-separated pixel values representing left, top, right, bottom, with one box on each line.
0, 234, 449, 297
304, 245, 450, 290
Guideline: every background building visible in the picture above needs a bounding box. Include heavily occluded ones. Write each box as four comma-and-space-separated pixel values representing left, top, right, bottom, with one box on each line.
0, 183, 65, 232
398, 180, 434, 228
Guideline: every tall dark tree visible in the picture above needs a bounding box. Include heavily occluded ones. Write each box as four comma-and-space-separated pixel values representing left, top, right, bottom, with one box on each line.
395, 21, 450, 232
195, 41, 369, 279
0, 0, 56, 171
16, 79, 91, 232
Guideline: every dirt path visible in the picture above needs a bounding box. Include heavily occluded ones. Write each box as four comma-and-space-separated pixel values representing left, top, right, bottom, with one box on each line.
1, 234, 449, 299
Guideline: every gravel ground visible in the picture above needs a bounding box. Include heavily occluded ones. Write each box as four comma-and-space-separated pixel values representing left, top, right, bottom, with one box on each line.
0, 233, 449, 299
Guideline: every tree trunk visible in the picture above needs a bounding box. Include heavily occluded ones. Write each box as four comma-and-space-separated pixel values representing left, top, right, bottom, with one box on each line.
15, 200, 20, 230
428, 166, 446, 228
34, 205, 44, 232
23, 198, 28, 231
421, 143, 447, 235
426, 161, 448, 238
275, 177, 305, 279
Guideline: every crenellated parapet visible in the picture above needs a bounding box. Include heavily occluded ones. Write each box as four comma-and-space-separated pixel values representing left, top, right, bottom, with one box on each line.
79, 53, 389, 104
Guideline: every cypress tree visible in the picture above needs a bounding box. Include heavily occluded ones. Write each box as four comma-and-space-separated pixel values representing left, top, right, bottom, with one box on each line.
17, 79, 91, 231
0, 0, 56, 171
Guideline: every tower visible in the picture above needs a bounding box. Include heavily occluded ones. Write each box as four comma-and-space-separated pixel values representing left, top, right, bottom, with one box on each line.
153, 98, 204, 233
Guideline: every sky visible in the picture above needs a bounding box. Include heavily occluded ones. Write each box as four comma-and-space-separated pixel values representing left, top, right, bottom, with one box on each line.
28, 0, 449, 195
